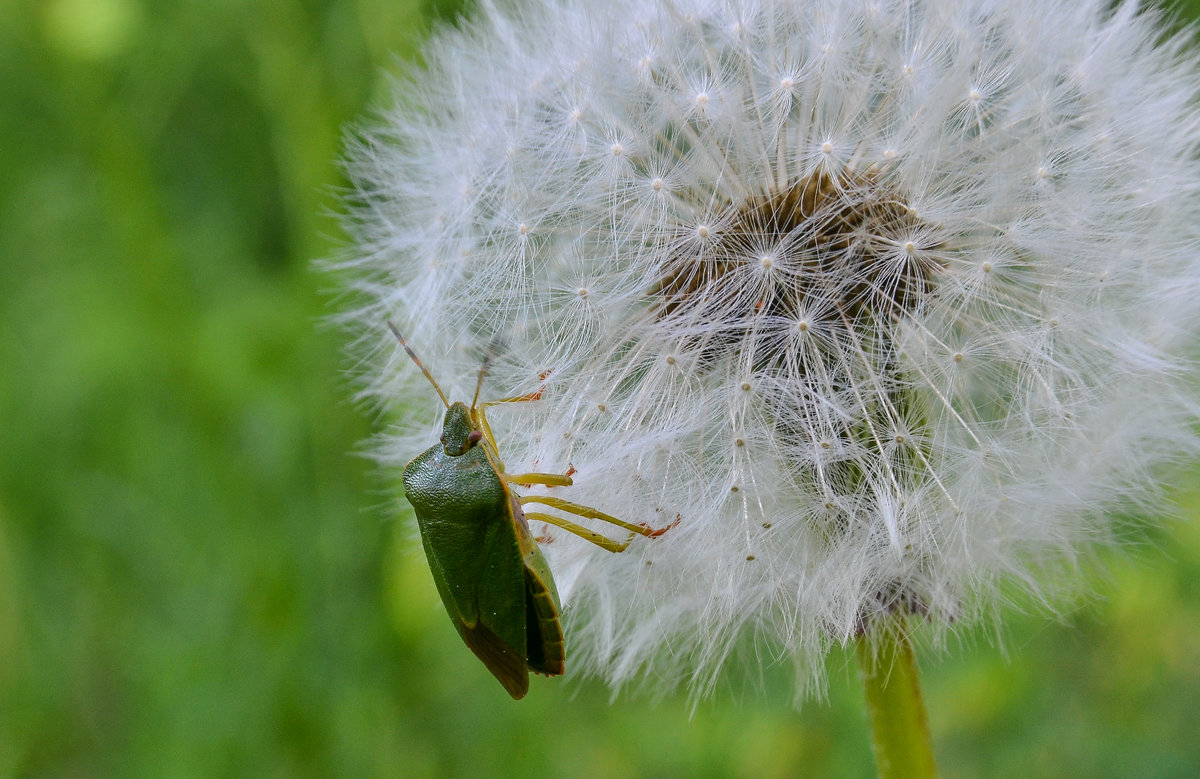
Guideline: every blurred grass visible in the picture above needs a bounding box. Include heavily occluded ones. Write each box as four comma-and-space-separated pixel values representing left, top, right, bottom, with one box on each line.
1, 0, 1199, 776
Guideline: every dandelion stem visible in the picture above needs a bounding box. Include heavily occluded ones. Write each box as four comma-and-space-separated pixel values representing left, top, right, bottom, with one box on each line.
856, 623, 937, 779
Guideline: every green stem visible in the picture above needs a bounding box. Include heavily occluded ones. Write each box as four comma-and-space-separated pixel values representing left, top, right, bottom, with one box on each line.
856, 623, 938, 779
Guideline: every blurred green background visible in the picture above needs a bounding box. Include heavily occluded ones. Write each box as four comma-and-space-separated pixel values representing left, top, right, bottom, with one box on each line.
2, 0, 1200, 776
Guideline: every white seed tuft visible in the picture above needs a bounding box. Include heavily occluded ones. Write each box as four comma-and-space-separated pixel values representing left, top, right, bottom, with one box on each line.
338, 0, 1200, 703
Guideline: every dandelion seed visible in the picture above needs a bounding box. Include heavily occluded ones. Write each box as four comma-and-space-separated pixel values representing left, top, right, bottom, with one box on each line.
338, 0, 1200, 703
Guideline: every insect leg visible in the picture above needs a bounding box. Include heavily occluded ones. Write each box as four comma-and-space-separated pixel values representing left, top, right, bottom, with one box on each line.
476, 370, 551, 450
477, 391, 541, 453
506, 472, 573, 487
520, 496, 679, 540
521, 511, 634, 553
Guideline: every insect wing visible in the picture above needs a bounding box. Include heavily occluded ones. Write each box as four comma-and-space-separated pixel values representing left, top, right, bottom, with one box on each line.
516, 514, 565, 676
403, 443, 531, 698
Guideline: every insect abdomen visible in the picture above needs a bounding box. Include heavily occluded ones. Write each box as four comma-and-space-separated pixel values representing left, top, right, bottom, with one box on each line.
523, 565, 565, 676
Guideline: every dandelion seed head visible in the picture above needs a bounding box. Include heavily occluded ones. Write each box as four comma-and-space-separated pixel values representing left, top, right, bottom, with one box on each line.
338, 0, 1200, 701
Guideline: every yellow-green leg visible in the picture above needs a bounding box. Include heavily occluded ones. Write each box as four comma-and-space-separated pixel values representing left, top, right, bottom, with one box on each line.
522, 511, 635, 552
520, 495, 679, 552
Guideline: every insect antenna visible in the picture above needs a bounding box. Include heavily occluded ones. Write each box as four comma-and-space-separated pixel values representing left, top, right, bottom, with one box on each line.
386, 320, 450, 409
471, 336, 508, 410
471, 351, 491, 411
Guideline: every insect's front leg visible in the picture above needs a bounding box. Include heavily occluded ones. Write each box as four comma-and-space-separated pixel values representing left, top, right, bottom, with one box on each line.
476, 371, 550, 451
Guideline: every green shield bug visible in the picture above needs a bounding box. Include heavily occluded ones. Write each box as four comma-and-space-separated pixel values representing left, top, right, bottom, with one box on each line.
387, 322, 675, 699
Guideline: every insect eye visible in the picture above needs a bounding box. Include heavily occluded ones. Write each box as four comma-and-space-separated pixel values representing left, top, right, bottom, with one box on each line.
467, 430, 484, 445
439, 434, 446, 445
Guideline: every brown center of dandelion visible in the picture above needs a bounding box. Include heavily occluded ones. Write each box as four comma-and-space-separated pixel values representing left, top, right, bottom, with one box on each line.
653, 169, 943, 361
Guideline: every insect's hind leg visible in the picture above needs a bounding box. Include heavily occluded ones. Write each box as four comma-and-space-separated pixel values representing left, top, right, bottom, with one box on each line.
520, 495, 679, 552
522, 512, 634, 553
